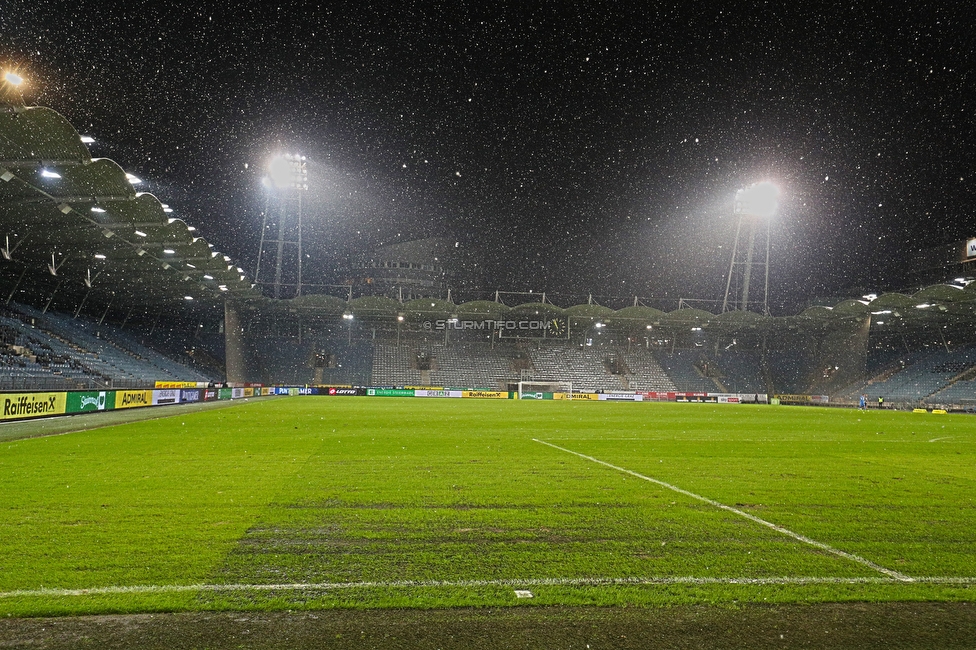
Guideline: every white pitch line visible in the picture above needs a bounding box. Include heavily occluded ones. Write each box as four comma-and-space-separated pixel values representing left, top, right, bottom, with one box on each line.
928, 436, 953, 442
533, 438, 914, 582
3, 575, 974, 599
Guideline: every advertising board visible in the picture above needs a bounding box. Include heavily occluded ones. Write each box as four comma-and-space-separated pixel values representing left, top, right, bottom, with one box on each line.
1, 392, 67, 420
367, 388, 416, 397
462, 391, 511, 399
152, 389, 181, 405
65, 391, 113, 413
599, 393, 644, 401
114, 390, 153, 409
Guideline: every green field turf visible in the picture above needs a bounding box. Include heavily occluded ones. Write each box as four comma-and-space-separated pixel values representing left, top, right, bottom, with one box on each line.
1, 397, 974, 616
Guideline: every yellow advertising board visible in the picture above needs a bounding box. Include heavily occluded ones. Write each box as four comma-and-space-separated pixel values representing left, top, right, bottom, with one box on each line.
0, 392, 67, 421
155, 381, 199, 389
462, 390, 510, 399
554, 392, 599, 401
115, 390, 153, 409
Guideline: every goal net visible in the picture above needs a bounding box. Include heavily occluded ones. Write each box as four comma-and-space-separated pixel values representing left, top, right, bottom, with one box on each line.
517, 380, 573, 400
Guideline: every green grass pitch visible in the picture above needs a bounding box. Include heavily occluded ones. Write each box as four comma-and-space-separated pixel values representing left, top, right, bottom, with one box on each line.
1, 397, 974, 616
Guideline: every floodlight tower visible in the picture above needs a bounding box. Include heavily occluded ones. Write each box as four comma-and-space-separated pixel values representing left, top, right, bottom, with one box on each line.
721, 182, 779, 315
255, 154, 308, 298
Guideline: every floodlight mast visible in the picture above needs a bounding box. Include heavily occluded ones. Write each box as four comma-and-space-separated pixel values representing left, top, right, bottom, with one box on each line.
721, 182, 778, 315
255, 154, 308, 299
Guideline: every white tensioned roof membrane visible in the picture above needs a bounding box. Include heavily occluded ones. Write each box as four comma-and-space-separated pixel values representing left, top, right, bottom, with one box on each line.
0, 83, 257, 315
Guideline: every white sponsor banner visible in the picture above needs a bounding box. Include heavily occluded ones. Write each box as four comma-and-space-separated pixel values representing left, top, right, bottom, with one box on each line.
152, 389, 182, 405
598, 393, 644, 402
710, 393, 768, 404
414, 389, 463, 398
232, 387, 245, 398
968, 238, 976, 258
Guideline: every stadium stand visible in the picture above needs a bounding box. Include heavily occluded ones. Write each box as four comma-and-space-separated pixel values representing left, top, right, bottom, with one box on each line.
652, 350, 719, 392
843, 347, 976, 406
0, 304, 218, 389
710, 349, 767, 394
622, 348, 677, 391
523, 342, 625, 392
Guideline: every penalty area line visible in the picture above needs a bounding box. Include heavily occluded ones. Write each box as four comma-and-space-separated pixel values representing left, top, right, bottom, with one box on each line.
533, 438, 914, 583
3, 576, 974, 599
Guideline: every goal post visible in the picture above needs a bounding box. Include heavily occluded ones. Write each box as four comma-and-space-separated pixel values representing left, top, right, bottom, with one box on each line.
517, 380, 573, 400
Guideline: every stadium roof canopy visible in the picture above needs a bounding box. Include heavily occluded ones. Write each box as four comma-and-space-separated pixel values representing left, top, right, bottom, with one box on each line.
0, 81, 257, 315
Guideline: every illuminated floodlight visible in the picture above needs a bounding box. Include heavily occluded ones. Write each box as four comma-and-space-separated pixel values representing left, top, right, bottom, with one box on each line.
41, 169, 61, 179
186, 263, 196, 268
94, 254, 106, 260
134, 230, 147, 237
916, 303, 932, 309
184, 296, 194, 301
342, 312, 354, 320
163, 248, 175, 254
90, 207, 106, 213
4, 72, 23, 86
186, 226, 196, 231
167, 218, 178, 224
734, 181, 780, 218
203, 274, 213, 280
872, 310, 892, 315
125, 173, 142, 185
80, 135, 95, 144
268, 153, 308, 190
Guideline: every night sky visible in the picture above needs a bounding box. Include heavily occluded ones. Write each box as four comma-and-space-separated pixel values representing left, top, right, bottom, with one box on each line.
2, 2, 973, 313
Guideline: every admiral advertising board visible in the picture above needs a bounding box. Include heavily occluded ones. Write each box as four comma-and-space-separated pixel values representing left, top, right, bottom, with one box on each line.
1, 392, 67, 421
66, 391, 113, 413
114, 390, 153, 409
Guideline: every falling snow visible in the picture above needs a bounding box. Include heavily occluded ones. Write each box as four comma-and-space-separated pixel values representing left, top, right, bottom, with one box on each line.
3, 2, 973, 311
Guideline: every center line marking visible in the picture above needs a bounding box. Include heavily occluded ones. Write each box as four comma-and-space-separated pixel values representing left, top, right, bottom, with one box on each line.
532, 438, 913, 582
